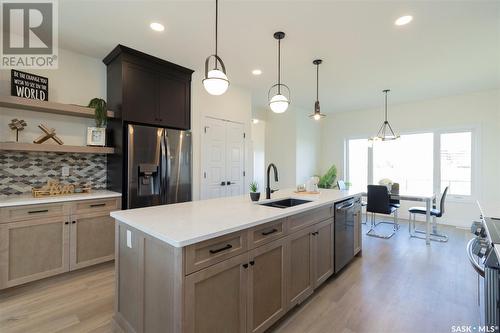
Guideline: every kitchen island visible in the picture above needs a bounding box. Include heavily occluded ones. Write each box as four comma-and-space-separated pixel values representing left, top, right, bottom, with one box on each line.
110, 189, 362, 333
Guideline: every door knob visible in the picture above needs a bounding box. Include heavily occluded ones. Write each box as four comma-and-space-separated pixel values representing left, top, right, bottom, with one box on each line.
220, 181, 226, 186
226, 181, 232, 185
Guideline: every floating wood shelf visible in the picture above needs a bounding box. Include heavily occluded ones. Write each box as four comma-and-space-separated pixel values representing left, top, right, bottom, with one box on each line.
0, 96, 115, 119
0, 142, 115, 154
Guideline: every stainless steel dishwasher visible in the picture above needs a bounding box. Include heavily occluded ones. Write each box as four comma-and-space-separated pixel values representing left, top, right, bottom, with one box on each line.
335, 197, 362, 273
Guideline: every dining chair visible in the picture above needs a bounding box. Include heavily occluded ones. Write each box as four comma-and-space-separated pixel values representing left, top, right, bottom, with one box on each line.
408, 187, 449, 242
366, 185, 399, 239
390, 183, 400, 208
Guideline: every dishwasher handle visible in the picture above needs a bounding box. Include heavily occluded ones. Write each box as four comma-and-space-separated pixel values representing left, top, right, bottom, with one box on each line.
337, 202, 354, 211
468, 238, 485, 277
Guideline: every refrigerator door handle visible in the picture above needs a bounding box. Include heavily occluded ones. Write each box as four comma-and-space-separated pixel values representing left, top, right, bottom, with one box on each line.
165, 131, 172, 202
159, 129, 167, 204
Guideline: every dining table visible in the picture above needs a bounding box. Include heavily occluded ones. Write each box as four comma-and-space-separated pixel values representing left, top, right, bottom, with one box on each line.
354, 189, 437, 245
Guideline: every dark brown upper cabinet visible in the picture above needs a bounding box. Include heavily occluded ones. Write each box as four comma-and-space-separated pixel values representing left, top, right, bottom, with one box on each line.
103, 45, 194, 130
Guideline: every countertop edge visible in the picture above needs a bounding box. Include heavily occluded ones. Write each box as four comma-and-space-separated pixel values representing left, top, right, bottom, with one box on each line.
0, 191, 122, 208
111, 192, 361, 248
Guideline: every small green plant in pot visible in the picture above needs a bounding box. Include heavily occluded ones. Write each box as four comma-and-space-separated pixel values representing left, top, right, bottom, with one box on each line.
86, 98, 108, 146
249, 181, 260, 202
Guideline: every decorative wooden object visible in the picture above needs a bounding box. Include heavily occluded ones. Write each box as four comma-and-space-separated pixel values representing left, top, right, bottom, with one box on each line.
33, 124, 64, 145
31, 180, 91, 198
8, 118, 27, 142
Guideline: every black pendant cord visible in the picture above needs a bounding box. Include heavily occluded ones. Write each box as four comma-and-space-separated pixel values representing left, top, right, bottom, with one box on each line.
214, 0, 218, 69
277, 38, 281, 94
316, 63, 319, 103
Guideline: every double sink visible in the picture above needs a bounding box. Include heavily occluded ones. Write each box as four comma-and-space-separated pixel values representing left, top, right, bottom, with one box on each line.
258, 198, 312, 209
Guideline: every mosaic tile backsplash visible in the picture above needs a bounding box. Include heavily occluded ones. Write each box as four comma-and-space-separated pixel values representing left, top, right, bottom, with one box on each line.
0, 151, 106, 198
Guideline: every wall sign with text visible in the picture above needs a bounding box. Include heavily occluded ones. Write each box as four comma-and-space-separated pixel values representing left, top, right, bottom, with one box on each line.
11, 69, 49, 101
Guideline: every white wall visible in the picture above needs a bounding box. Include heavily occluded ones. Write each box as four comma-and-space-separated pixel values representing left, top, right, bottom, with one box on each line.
251, 120, 266, 192
319, 89, 500, 228
265, 105, 321, 189
191, 71, 253, 200
0, 48, 106, 145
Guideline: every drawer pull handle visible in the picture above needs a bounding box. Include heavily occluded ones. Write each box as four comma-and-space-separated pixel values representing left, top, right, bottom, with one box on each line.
261, 228, 278, 236
64, 222, 69, 225
249, 260, 255, 266
243, 263, 249, 269
28, 209, 49, 214
90, 203, 106, 208
209, 244, 232, 254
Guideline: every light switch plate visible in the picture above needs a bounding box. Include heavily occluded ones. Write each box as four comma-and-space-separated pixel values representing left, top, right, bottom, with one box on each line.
62, 166, 70, 177
126, 230, 132, 248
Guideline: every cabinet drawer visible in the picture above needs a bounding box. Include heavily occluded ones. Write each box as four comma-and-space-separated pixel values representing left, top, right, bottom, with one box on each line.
185, 230, 248, 275
288, 205, 333, 233
73, 198, 119, 214
0, 203, 66, 223
248, 218, 287, 249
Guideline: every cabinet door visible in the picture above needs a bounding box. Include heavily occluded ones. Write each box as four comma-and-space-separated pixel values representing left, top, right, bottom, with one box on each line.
247, 239, 287, 333
69, 211, 115, 270
354, 210, 362, 255
0, 217, 69, 289
123, 62, 159, 124
313, 219, 334, 288
185, 253, 249, 333
286, 226, 314, 309
158, 74, 190, 129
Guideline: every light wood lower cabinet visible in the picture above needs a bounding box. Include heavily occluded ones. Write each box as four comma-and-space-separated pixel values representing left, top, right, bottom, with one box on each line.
287, 225, 314, 308
0, 217, 70, 289
70, 211, 115, 270
354, 210, 362, 255
312, 219, 334, 288
247, 238, 287, 333
184, 253, 249, 333
0, 198, 119, 289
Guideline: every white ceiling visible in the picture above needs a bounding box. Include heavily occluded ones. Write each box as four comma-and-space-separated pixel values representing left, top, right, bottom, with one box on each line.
59, 0, 500, 114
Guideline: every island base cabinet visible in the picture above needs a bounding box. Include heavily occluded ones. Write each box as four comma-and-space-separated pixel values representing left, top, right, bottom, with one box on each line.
184, 253, 249, 333
0, 217, 69, 289
70, 211, 115, 270
247, 239, 287, 333
312, 219, 334, 288
286, 226, 314, 308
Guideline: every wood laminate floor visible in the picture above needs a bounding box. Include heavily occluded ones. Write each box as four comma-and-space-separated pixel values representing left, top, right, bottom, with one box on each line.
0, 219, 478, 333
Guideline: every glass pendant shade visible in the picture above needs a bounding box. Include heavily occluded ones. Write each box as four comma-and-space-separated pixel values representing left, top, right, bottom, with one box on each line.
268, 31, 290, 113
203, 0, 229, 96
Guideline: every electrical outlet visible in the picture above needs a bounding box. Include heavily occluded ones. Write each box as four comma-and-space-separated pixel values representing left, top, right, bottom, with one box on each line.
62, 166, 70, 177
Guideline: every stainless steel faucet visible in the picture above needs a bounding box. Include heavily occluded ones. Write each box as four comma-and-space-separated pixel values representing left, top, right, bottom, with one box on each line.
266, 163, 279, 199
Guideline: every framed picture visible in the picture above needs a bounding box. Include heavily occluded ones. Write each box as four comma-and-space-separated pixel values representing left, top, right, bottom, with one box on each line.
87, 127, 106, 146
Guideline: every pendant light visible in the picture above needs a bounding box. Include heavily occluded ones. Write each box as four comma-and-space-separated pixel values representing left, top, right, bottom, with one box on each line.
268, 32, 290, 113
370, 89, 400, 141
203, 0, 229, 95
309, 59, 326, 120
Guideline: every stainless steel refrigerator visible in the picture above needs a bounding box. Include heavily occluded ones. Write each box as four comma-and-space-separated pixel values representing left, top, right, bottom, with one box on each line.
126, 124, 192, 209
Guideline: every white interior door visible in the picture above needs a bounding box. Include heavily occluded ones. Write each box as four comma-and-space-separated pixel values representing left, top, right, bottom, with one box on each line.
202, 118, 245, 199
225, 121, 245, 197
203, 118, 227, 199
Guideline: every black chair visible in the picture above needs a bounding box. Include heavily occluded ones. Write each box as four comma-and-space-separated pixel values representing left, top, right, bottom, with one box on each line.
408, 187, 449, 242
337, 180, 346, 190
366, 185, 399, 239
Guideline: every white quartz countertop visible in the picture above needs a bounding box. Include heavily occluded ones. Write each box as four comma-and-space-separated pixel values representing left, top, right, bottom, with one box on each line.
111, 189, 361, 248
0, 190, 121, 208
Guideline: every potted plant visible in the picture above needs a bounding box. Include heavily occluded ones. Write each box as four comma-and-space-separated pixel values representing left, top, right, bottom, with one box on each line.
317, 164, 337, 189
87, 98, 108, 146
249, 181, 260, 202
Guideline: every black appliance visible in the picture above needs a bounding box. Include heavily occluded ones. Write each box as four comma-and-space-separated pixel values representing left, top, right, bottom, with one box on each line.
335, 197, 362, 272
468, 203, 500, 329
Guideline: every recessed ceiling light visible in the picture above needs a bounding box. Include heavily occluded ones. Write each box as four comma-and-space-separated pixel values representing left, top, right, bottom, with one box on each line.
150, 22, 165, 32
252, 69, 262, 75
395, 15, 413, 26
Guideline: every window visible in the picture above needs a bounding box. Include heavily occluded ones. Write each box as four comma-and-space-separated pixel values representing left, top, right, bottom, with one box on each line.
346, 129, 474, 198
440, 132, 472, 196
372, 133, 434, 194
347, 139, 368, 190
